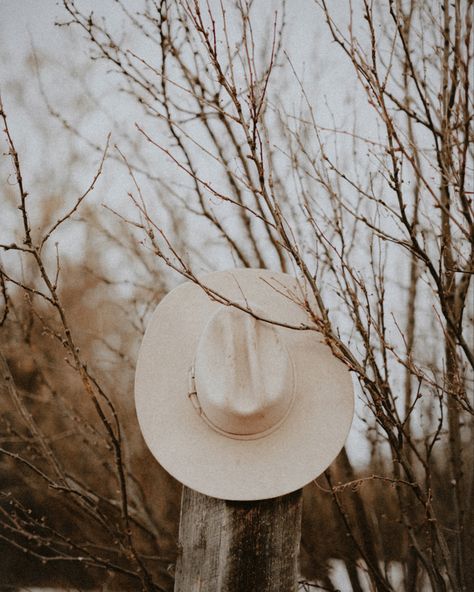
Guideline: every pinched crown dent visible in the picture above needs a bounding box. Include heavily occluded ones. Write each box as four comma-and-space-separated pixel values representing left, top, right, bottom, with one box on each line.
193, 305, 296, 439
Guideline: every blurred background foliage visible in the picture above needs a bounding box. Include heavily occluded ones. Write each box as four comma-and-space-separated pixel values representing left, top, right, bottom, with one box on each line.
0, 1, 472, 590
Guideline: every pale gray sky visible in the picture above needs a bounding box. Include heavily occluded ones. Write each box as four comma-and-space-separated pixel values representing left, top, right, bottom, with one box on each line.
1, 0, 381, 467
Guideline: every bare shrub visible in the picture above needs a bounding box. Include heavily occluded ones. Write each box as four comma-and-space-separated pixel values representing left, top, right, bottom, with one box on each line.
1, 1, 472, 590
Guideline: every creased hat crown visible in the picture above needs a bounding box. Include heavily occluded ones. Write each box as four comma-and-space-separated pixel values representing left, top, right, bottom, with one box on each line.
194, 305, 295, 439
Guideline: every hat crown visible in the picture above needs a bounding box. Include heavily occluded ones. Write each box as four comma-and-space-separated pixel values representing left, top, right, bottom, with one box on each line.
194, 305, 295, 439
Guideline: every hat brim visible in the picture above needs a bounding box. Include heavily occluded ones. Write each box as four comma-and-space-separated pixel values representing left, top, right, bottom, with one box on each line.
135, 269, 354, 500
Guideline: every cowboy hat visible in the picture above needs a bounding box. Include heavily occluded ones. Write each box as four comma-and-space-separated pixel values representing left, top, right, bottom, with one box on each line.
135, 268, 354, 500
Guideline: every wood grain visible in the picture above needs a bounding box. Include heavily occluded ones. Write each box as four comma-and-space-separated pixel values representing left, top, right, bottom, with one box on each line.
174, 486, 303, 592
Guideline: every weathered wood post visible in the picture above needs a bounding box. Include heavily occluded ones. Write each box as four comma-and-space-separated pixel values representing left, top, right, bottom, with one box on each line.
174, 487, 303, 592
135, 269, 354, 592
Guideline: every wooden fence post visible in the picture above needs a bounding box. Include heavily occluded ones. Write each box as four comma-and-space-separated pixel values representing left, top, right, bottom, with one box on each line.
174, 485, 303, 592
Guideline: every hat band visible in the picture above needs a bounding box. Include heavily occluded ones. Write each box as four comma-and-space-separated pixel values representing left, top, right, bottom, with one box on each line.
187, 365, 295, 441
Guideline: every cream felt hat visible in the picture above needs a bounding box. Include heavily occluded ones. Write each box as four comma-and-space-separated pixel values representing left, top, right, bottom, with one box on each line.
135, 268, 354, 501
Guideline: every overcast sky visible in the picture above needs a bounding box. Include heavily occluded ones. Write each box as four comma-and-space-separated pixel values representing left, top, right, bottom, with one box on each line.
1, 0, 381, 467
